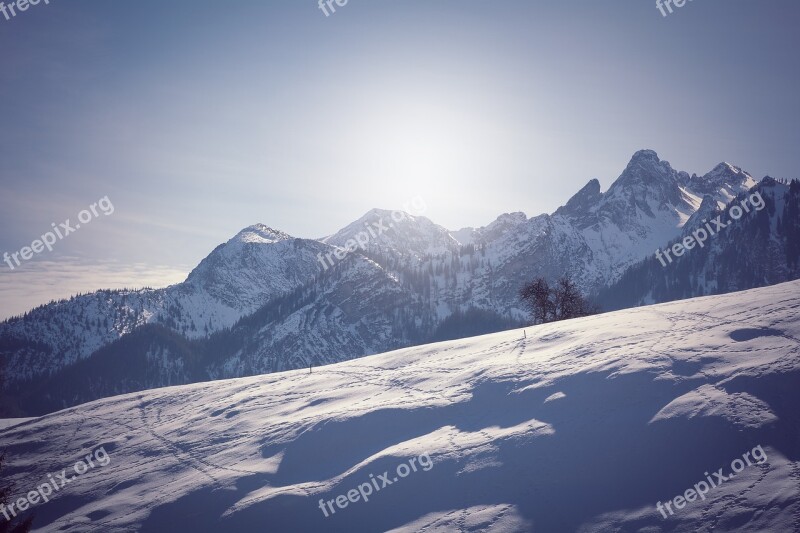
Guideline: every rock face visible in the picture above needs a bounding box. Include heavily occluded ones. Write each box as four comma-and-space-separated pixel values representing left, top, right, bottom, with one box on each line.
598, 178, 800, 310
2, 150, 793, 416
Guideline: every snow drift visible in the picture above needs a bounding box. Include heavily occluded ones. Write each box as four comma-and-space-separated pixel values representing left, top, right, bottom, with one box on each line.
1, 280, 799, 532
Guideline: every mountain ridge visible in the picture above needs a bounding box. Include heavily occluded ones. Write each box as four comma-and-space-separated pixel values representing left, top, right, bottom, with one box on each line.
0, 150, 788, 415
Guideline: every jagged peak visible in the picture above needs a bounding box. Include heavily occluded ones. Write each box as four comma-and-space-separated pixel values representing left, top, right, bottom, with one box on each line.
603, 149, 682, 209
629, 149, 661, 163
702, 162, 751, 182
621, 149, 676, 176
365, 207, 409, 221
321, 206, 456, 258
481, 212, 528, 237
495, 212, 527, 223
555, 178, 602, 217
613, 149, 679, 184
583, 177, 601, 192
231, 224, 293, 245
686, 162, 754, 199
711, 161, 738, 172
483, 212, 527, 231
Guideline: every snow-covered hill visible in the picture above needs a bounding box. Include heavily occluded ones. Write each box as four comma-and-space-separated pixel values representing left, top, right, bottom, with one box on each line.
2, 280, 798, 532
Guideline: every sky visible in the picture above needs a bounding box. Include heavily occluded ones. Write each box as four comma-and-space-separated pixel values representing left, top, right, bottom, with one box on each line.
0, 0, 799, 319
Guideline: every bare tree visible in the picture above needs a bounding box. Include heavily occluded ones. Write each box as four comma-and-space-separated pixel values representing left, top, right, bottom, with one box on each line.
519, 275, 597, 325
552, 276, 593, 320
519, 278, 552, 324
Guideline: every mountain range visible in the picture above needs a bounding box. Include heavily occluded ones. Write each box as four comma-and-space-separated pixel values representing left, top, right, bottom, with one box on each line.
1, 149, 798, 416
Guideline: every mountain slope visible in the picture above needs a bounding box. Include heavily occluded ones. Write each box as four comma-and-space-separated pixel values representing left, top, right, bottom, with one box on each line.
0, 227, 335, 389
453, 150, 757, 300
598, 178, 800, 310
2, 281, 799, 532
17, 255, 517, 415
322, 209, 459, 261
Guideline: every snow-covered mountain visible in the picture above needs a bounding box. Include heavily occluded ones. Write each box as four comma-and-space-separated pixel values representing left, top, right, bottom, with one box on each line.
183, 224, 330, 312
599, 178, 800, 310
0, 225, 336, 389
2, 281, 799, 532
322, 209, 459, 260
441, 151, 757, 302
547, 149, 755, 286
0, 150, 788, 416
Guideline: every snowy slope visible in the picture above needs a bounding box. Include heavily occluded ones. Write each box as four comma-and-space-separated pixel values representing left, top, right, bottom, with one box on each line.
2, 280, 798, 532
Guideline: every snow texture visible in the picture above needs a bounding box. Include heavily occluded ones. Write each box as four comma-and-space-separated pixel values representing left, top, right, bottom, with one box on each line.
1, 280, 798, 532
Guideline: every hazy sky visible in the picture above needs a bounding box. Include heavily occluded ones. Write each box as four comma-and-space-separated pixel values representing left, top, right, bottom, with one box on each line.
1, 0, 799, 318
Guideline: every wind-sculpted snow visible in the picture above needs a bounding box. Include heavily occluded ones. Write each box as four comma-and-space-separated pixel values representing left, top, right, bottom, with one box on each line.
2, 281, 798, 532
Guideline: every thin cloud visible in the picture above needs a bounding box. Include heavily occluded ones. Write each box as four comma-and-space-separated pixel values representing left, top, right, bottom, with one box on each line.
0, 258, 189, 320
